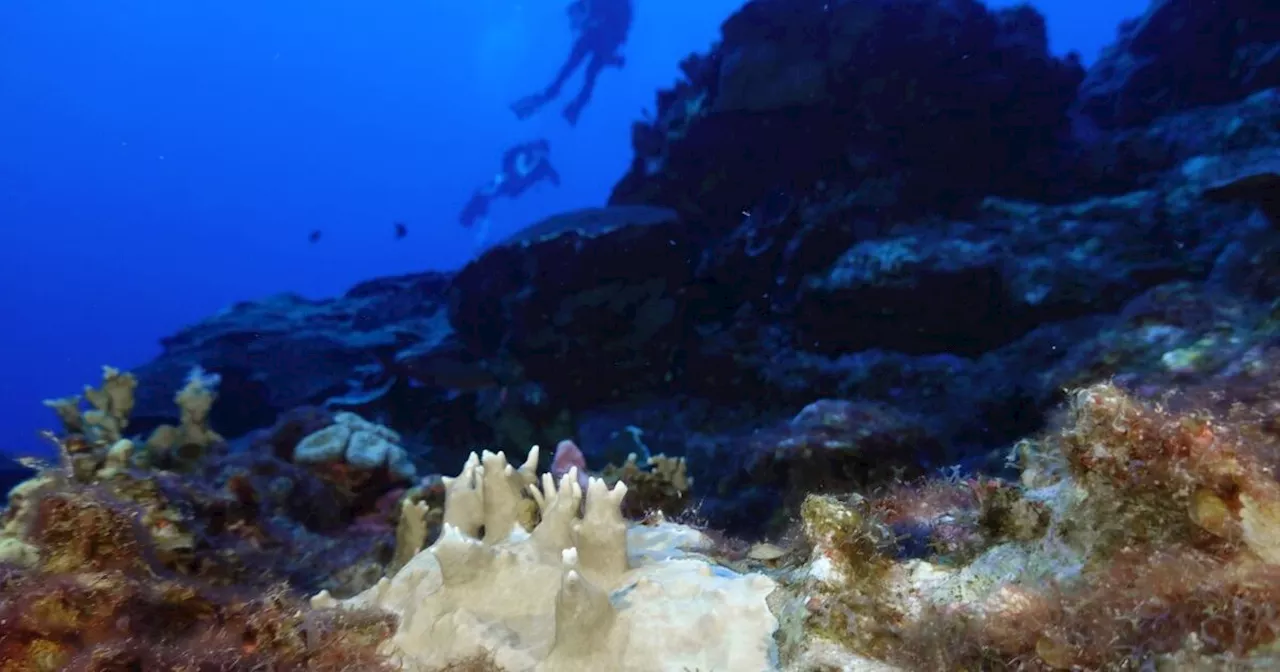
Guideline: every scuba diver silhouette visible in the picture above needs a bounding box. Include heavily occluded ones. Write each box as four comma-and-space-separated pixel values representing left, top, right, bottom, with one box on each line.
510, 0, 633, 125
459, 139, 561, 231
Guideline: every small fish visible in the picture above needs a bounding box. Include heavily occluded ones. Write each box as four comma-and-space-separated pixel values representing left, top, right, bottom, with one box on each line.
550, 439, 590, 491
308, 230, 322, 243
393, 221, 408, 239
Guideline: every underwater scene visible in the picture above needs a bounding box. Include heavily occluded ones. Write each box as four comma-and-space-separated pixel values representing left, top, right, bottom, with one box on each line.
2, 0, 1280, 669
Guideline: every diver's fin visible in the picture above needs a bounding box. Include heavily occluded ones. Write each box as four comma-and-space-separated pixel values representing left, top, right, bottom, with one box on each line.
563, 100, 584, 126
511, 93, 548, 120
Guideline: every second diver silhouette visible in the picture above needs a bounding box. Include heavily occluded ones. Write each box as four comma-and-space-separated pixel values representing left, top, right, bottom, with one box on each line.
510, 0, 633, 125
459, 139, 561, 243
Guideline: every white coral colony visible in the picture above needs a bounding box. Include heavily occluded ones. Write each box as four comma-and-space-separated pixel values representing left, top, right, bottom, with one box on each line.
312, 446, 780, 671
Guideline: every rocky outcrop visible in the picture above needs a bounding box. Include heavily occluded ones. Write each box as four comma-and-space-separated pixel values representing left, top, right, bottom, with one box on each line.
610, 0, 1085, 224
128, 272, 467, 443
447, 205, 690, 409
1075, 0, 1280, 130
1075, 88, 1280, 193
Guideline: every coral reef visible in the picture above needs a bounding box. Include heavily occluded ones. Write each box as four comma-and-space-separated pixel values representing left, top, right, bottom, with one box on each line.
41, 365, 223, 480
0, 457, 396, 672
141, 366, 225, 469
313, 446, 778, 672
8, 0, 1280, 668
12, 368, 402, 598
787, 376, 1280, 670
599, 452, 691, 519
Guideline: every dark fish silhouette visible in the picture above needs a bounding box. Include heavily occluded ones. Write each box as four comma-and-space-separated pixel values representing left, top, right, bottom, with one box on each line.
308, 230, 322, 243
394, 221, 407, 239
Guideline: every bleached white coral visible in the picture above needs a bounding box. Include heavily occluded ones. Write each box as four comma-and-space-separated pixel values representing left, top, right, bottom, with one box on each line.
313, 446, 779, 672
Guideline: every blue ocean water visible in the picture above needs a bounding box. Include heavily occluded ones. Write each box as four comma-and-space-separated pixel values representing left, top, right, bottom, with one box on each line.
0, 0, 1145, 459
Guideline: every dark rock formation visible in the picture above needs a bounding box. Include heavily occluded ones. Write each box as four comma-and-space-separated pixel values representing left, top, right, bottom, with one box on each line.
691, 398, 949, 532
130, 272, 451, 433
1074, 88, 1280, 192
610, 0, 1085, 225
448, 205, 690, 408
1193, 148, 1280, 224
1076, 0, 1280, 130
